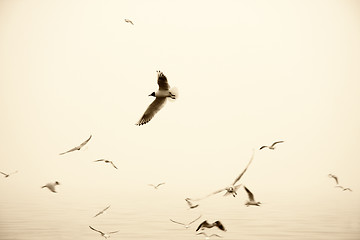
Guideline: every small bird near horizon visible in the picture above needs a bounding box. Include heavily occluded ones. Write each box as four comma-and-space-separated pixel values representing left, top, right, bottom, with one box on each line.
124, 19, 134, 25
89, 226, 119, 239
196, 220, 226, 232
148, 182, 165, 189
0, 170, 18, 178
185, 198, 199, 209
244, 186, 261, 206
259, 141, 284, 150
59, 135, 92, 155
94, 159, 118, 169
42, 181, 60, 193
93, 205, 111, 218
170, 214, 202, 229
136, 71, 178, 125
196, 232, 222, 239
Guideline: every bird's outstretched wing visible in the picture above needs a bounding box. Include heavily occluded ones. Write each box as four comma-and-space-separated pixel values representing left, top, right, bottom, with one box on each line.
59, 146, 79, 155
108, 230, 119, 234
94, 159, 105, 162
196, 220, 209, 231
79, 135, 92, 147
259, 146, 268, 150
244, 186, 255, 201
214, 221, 226, 231
156, 182, 165, 188
157, 71, 170, 90
136, 97, 167, 125
189, 215, 202, 225
170, 219, 185, 226
93, 205, 110, 218
89, 226, 104, 235
110, 161, 118, 169
271, 141, 284, 148
0, 171, 7, 176
232, 149, 255, 185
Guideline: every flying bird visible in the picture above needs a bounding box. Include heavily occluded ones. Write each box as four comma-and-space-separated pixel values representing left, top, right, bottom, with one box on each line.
0, 170, 18, 178
94, 159, 118, 169
89, 226, 119, 239
334, 185, 352, 192
196, 220, 226, 232
42, 181, 60, 193
244, 186, 261, 206
259, 141, 284, 150
59, 135, 92, 155
93, 205, 111, 218
196, 232, 222, 239
328, 174, 339, 185
169, 214, 202, 229
185, 198, 199, 209
148, 182, 165, 189
136, 71, 178, 125
124, 19, 134, 25
190, 150, 255, 200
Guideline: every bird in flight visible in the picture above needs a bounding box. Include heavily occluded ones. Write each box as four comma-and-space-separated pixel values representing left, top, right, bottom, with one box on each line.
42, 181, 60, 193
89, 226, 119, 239
185, 198, 199, 209
136, 71, 178, 125
0, 170, 18, 178
328, 174, 339, 185
59, 135, 92, 155
169, 214, 202, 229
196, 220, 226, 232
124, 19, 134, 25
93, 205, 111, 218
244, 186, 261, 206
94, 159, 118, 169
196, 232, 222, 239
148, 182, 165, 189
259, 141, 284, 150
189, 150, 255, 200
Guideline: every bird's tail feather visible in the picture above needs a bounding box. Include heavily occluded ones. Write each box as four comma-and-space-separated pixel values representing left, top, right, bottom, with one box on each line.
168, 87, 179, 102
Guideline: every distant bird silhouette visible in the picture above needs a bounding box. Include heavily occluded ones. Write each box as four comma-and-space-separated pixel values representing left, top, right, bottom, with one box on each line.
196, 220, 226, 232
244, 186, 261, 206
93, 205, 111, 218
148, 182, 165, 189
0, 170, 18, 178
342, 188, 352, 192
259, 141, 284, 150
42, 181, 60, 193
196, 232, 222, 239
59, 135, 92, 155
328, 174, 339, 185
185, 198, 199, 209
124, 19, 134, 25
89, 226, 119, 239
136, 71, 178, 125
190, 150, 255, 200
334, 185, 352, 192
94, 159, 118, 169
170, 214, 202, 229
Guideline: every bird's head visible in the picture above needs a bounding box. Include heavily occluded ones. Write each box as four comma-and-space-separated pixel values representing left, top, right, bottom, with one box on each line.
55, 181, 60, 185
149, 92, 155, 97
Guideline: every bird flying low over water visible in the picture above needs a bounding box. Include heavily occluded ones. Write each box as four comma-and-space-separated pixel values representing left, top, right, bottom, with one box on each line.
42, 181, 60, 193
89, 226, 119, 239
136, 71, 178, 126
259, 141, 284, 150
93, 205, 111, 218
170, 214, 202, 229
189, 150, 255, 201
94, 159, 118, 169
148, 182, 165, 189
196, 220, 226, 232
196, 232, 222, 239
0, 170, 18, 178
59, 135, 92, 155
124, 19, 134, 25
244, 186, 261, 206
328, 174, 339, 185
185, 198, 199, 209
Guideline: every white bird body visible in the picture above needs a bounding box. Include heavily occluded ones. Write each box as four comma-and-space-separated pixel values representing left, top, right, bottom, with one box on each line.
244, 186, 261, 206
42, 181, 60, 193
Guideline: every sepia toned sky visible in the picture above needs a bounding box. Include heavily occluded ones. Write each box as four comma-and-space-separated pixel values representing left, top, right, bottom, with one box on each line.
0, 0, 359, 208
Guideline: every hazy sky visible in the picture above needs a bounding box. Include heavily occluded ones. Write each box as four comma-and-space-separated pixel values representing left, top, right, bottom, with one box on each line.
0, 0, 359, 207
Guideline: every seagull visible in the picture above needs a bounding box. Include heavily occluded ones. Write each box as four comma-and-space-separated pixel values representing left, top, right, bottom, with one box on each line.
244, 186, 261, 206
196, 220, 226, 232
94, 159, 118, 169
190, 150, 255, 200
170, 214, 202, 229
148, 182, 165, 189
89, 226, 119, 239
124, 19, 134, 25
136, 71, 178, 126
328, 174, 339, 185
196, 232, 222, 239
59, 135, 92, 155
185, 198, 199, 209
259, 141, 284, 150
93, 205, 111, 218
342, 188, 352, 192
42, 181, 60, 193
0, 170, 18, 178
334, 185, 352, 192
